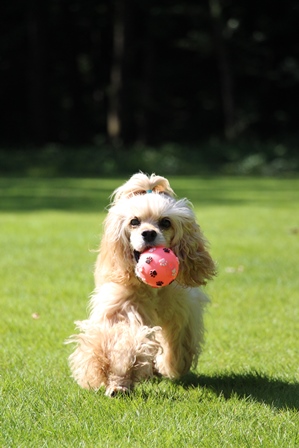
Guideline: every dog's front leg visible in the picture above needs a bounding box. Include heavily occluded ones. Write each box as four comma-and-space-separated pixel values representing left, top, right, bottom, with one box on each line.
154, 326, 196, 379
68, 318, 161, 396
104, 319, 162, 396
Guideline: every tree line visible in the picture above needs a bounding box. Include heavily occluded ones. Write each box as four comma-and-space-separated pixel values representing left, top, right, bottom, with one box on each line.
1, 0, 298, 150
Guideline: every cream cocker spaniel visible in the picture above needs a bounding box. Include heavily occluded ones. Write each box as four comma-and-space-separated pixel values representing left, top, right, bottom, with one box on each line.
68, 173, 216, 396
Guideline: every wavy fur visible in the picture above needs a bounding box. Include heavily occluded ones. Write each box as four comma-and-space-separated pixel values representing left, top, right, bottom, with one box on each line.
67, 173, 216, 396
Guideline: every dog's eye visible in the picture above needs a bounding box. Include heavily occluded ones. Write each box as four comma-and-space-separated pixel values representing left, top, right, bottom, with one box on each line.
159, 218, 171, 230
130, 218, 141, 227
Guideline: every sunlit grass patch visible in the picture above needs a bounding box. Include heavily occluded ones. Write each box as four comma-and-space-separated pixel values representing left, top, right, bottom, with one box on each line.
1, 176, 298, 447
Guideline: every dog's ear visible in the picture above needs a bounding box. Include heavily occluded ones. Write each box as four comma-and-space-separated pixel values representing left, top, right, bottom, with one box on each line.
171, 202, 216, 287
94, 208, 134, 286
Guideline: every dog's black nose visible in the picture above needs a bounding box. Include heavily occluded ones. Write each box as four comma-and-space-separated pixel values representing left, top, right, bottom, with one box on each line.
142, 230, 157, 243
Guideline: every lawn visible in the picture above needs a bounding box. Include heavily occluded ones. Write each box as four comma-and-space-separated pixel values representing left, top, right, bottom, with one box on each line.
1, 176, 298, 447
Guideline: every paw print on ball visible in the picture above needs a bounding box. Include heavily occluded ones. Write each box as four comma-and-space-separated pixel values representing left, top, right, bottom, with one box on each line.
135, 246, 179, 288
156, 281, 164, 287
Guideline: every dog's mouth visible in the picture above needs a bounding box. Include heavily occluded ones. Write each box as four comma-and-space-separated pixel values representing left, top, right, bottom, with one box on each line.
133, 250, 141, 263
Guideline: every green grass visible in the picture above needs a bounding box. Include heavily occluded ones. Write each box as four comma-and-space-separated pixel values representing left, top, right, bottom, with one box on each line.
1, 176, 299, 447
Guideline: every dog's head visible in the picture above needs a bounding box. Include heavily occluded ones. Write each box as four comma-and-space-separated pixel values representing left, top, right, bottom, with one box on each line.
95, 173, 216, 287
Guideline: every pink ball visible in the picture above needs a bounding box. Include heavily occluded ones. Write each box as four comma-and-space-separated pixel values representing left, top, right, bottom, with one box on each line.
135, 247, 179, 288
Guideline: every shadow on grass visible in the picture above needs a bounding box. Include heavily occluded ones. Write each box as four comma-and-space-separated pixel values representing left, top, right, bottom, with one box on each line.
0, 177, 243, 212
177, 372, 299, 410
0, 178, 115, 212
1, 176, 298, 212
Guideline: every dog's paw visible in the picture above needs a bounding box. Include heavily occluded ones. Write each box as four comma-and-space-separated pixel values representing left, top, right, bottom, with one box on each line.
105, 386, 131, 398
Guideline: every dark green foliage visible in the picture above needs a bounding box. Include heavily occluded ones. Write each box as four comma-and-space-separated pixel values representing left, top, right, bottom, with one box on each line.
0, 141, 298, 177
0, 0, 298, 149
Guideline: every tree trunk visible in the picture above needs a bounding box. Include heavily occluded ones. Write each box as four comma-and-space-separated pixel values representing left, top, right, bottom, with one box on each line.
209, 0, 236, 140
139, 15, 156, 145
26, 0, 48, 145
107, 0, 125, 143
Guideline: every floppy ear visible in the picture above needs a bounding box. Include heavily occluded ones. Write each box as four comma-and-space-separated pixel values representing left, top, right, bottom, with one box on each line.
94, 208, 134, 286
171, 203, 216, 287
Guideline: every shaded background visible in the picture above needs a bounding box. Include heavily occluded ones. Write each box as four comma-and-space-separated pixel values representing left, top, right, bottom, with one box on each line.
1, 0, 298, 175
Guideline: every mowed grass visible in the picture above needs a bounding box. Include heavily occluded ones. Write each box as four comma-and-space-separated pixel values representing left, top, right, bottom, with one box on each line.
1, 176, 299, 448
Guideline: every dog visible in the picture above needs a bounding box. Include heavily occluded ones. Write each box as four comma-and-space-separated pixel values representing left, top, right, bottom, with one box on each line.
67, 173, 216, 396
